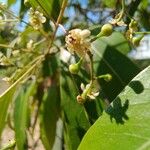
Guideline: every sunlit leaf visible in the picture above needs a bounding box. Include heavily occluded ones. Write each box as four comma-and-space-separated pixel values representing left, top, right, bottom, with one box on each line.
78, 65, 150, 150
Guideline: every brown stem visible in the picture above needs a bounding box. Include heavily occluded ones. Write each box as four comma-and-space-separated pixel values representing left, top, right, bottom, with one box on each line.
87, 51, 94, 82
46, 0, 68, 54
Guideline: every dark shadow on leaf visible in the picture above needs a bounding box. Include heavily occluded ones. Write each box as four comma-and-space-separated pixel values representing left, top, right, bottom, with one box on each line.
84, 100, 99, 124
106, 98, 129, 124
95, 45, 140, 102
129, 80, 144, 94
77, 126, 87, 141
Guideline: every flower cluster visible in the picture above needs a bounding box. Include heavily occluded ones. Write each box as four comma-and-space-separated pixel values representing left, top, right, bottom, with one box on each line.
65, 29, 91, 57
77, 82, 99, 104
29, 7, 46, 30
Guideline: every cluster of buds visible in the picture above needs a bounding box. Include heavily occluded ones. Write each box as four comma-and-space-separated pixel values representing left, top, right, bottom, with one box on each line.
126, 19, 144, 46
29, 7, 46, 30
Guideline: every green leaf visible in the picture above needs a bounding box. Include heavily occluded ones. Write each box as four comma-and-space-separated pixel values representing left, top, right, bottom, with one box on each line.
78, 65, 150, 150
0, 55, 43, 138
28, 0, 61, 19
40, 84, 60, 150
40, 53, 60, 150
14, 81, 36, 150
60, 69, 91, 150
92, 32, 140, 101
102, 0, 116, 8
0, 84, 16, 137
7, 0, 16, 7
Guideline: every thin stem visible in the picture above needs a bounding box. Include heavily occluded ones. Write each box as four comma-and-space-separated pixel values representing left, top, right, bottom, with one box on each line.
0, 5, 48, 39
87, 51, 94, 83
135, 31, 150, 34
0, 5, 30, 26
0, 44, 14, 49
46, 0, 68, 54
0, 55, 44, 98
117, 0, 125, 21
0, 19, 18, 22
122, 0, 125, 12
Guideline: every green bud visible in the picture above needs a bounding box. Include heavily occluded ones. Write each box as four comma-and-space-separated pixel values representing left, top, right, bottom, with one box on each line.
129, 19, 138, 29
132, 35, 144, 47
69, 63, 79, 74
104, 74, 112, 82
97, 24, 113, 37
97, 73, 112, 82
69, 58, 83, 74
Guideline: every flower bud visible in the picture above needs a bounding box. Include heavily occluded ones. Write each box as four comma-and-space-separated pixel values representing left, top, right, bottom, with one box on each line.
104, 74, 112, 82
132, 35, 144, 47
98, 24, 113, 37
69, 63, 79, 74
129, 19, 138, 29
69, 58, 83, 74
97, 73, 112, 82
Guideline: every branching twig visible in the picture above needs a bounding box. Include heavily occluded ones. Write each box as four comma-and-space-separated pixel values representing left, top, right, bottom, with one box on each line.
46, 0, 68, 54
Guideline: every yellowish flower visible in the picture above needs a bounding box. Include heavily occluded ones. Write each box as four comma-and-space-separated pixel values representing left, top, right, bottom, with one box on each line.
29, 7, 46, 30
77, 82, 99, 104
65, 29, 91, 57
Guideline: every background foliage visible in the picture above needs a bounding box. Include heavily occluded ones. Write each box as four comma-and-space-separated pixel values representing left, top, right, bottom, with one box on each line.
0, 0, 150, 150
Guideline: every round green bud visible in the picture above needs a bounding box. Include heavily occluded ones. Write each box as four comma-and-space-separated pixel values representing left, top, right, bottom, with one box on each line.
69, 63, 79, 74
99, 24, 113, 37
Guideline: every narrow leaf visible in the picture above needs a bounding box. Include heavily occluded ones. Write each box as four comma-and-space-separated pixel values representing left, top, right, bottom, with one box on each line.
40, 84, 60, 150
14, 81, 36, 150
60, 69, 91, 150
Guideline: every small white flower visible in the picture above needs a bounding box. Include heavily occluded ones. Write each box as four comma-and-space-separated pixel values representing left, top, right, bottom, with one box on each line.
109, 19, 127, 26
2, 77, 11, 82
65, 29, 91, 57
77, 82, 100, 104
29, 7, 46, 30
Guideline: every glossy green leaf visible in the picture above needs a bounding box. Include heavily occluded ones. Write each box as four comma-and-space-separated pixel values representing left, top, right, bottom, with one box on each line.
14, 81, 36, 150
78, 65, 150, 150
92, 32, 140, 101
60, 69, 91, 150
40, 84, 60, 150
